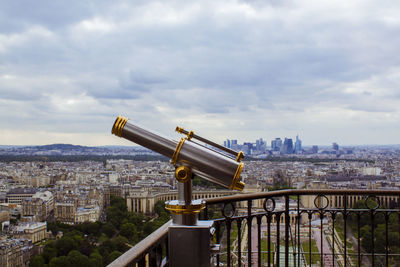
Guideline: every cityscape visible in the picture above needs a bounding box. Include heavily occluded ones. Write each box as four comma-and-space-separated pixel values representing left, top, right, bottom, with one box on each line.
223, 136, 353, 156
1, 0, 400, 266
1, 141, 400, 266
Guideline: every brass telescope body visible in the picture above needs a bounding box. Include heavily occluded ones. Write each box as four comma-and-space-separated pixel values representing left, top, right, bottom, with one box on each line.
112, 116, 245, 223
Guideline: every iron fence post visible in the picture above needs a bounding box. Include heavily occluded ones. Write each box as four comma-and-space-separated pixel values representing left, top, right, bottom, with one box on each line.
248, 199, 252, 267
285, 195, 289, 267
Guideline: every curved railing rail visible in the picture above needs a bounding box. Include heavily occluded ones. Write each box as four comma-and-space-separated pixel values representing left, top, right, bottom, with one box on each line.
203, 189, 400, 267
109, 189, 400, 267
204, 189, 400, 204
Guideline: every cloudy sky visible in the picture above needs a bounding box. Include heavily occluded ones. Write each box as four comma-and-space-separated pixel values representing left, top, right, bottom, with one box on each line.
1, 0, 400, 146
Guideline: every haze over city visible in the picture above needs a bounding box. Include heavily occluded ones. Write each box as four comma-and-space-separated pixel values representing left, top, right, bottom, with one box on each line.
1, 1, 400, 146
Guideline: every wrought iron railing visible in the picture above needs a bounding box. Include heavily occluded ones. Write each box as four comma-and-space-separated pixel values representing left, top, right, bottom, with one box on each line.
109, 189, 400, 267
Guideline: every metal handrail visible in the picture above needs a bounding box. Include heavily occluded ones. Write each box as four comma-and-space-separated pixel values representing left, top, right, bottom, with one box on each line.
107, 220, 171, 267
205, 189, 400, 204
109, 189, 400, 267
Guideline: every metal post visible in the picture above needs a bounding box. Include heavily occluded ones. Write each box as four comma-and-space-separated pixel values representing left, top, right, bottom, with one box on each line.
171, 179, 198, 226
247, 200, 252, 267
285, 195, 289, 267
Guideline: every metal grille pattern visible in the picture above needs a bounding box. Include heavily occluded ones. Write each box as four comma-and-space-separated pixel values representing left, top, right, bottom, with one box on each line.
203, 189, 400, 267
108, 189, 400, 267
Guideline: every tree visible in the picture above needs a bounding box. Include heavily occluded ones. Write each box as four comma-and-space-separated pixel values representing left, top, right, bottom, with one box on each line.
360, 225, 373, 252
111, 236, 129, 252
76, 222, 102, 237
30, 192, 173, 266
78, 239, 93, 257
99, 239, 115, 261
67, 250, 90, 266
374, 224, 386, 253
143, 221, 155, 236
102, 223, 116, 238
106, 206, 126, 229
110, 195, 127, 212
154, 200, 166, 217
55, 237, 77, 256
49, 256, 72, 267
42, 245, 57, 263
29, 255, 45, 267
89, 251, 103, 267
108, 251, 123, 264
120, 222, 137, 241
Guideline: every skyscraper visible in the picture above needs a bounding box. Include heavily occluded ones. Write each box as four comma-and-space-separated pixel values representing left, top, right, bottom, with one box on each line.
230, 140, 239, 151
281, 138, 293, 154
243, 142, 253, 154
271, 138, 282, 151
294, 135, 302, 154
224, 139, 231, 148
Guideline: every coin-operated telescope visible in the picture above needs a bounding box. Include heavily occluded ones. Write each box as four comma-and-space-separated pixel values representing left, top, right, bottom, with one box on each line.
112, 115, 245, 266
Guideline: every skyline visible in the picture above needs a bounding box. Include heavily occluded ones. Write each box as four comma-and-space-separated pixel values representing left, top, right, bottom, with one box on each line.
1, 1, 400, 146
2, 136, 400, 149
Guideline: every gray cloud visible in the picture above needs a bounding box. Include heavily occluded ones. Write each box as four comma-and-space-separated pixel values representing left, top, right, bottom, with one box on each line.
1, 0, 400, 145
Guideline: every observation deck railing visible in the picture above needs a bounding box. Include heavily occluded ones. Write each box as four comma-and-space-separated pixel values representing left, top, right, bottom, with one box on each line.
108, 189, 400, 267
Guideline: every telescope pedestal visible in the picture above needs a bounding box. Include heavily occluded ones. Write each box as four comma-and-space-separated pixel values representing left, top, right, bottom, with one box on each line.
171, 212, 198, 226
111, 116, 243, 266
168, 220, 216, 267
166, 168, 217, 266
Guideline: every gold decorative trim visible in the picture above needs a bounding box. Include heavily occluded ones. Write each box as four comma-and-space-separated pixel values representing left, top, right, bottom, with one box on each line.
175, 126, 194, 140
229, 162, 245, 191
111, 116, 129, 137
187, 130, 194, 140
175, 126, 184, 133
175, 166, 192, 183
236, 151, 244, 162
233, 180, 245, 191
171, 138, 185, 165
165, 203, 206, 215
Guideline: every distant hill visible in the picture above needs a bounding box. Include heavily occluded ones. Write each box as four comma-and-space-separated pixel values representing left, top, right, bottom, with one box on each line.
31, 143, 90, 150
0, 143, 156, 156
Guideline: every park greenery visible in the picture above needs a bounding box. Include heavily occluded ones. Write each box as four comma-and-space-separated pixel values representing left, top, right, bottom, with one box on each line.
302, 239, 319, 265
30, 196, 170, 267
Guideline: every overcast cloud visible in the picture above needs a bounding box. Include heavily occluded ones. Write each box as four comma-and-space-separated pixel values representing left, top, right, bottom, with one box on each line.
1, 0, 400, 146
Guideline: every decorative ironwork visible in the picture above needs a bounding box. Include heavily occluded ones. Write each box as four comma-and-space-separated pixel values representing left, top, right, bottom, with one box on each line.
263, 197, 276, 212
314, 194, 329, 210
109, 189, 400, 267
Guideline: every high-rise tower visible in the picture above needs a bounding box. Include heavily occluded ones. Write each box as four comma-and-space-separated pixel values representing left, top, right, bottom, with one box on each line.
294, 135, 302, 154
281, 138, 293, 154
271, 138, 282, 151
